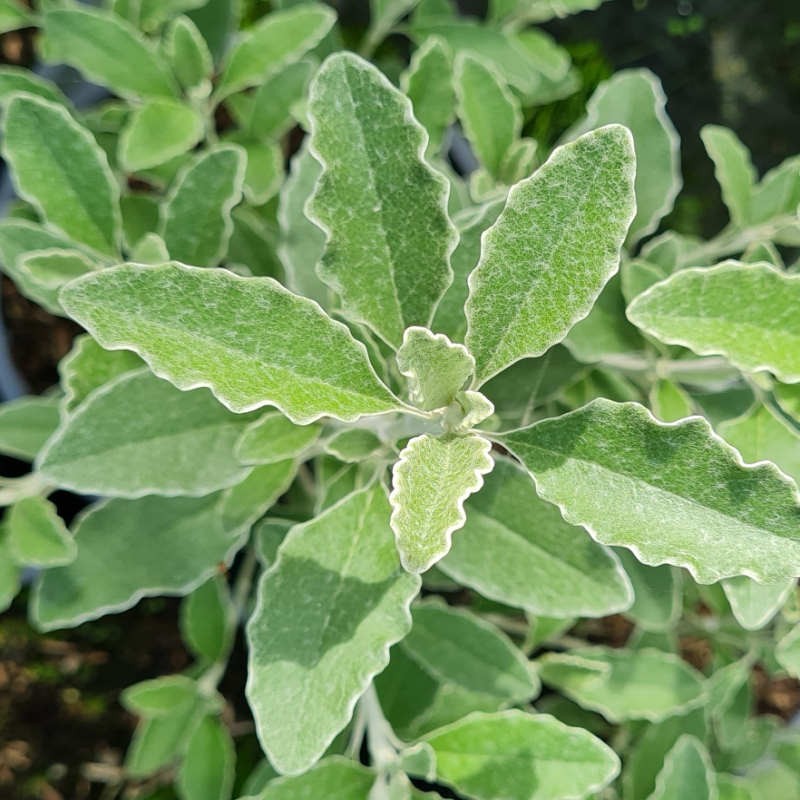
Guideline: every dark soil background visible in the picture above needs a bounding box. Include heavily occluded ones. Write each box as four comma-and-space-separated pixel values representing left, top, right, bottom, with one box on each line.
1, 1, 800, 798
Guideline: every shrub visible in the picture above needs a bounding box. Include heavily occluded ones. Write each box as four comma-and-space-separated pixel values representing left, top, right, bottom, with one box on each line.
2, 1, 800, 798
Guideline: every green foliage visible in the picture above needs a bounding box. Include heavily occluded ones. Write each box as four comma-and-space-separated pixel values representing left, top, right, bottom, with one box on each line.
3, 3, 800, 799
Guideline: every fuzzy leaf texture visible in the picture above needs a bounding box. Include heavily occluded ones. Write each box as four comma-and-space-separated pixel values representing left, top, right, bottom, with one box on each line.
307, 52, 456, 348
496, 399, 800, 583
58, 262, 400, 423
465, 125, 636, 385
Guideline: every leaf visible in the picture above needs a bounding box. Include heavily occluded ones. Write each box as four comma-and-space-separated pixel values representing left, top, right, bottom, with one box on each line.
538, 647, 705, 722
32, 462, 295, 630
246, 59, 316, 140
177, 715, 236, 800
7, 496, 76, 567
423, 710, 620, 800
0, 395, 61, 461
0, 66, 69, 106
0, 526, 20, 612
236, 412, 321, 465
236, 138, 284, 206
432, 200, 504, 344
278, 141, 329, 306
401, 36, 455, 155
216, 3, 336, 98
700, 125, 756, 227
0, 0, 30, 34
616, 549, 681, 632
564, 69, 680, 244
42, 5, 177, 100
325, 429, 383, 462
722, 576, 793, 631
439, 458, 632, 617
390, 433, 493, 573
139, 0, 206, 32
59, 262, 401, 423
39, 369, 254, 498
366, 0, 419, 53
776, 624, 800, 678
246, 484, 420, 774
707, 659, 752, 753
252, 757, 375, 799
307, 52, 456, 348
120, 98, 205, 172
160, 146, 246, 267
455, 53, 521, 181
649, 736, 717, 800
122, 675, 200, 717
163, 15, 213, 94
59, 335, 143, 413
397, 327, 474, 411
465, 125, 636, 385
490, 0, 609, 25
180, 576, 234, 663
403, 601, 538, 703
14, 248, 97, 316
496, 399, 800, 583
2, 94, 121, 256
649, 379, 694, 422
627, 261, 800, 384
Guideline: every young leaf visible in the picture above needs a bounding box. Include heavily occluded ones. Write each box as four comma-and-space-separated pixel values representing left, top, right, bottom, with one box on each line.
0, 396, 61, 461
700, 125, 756, 227
236, 412, 321, 465
403, 602, 538, 703
122, 675, 199, 717
538, 647, 705, 722
401, 36, 455, 155
164, 15, 213, 93
776, 624, 800, 678
0, 66, 69, 106
366, 0, 419, 53
59, 262, 401, 423
253, 757, 375, 799
455, 52, 521, 181
278, 142, 329, 307
246, 59, 316, 140
722, 577, 794, 631
650, 736, 717, 800
325, 429, 383, 462
497, 399, 800, 583
7, 496, 76, 567
39, 369, 254, 498
216, 3, 336, 98
397, 327, 474, 411
627, 262, 800, 383
0, 526, 20, 613
180, 575, 234, 663
119, 98, 205, 172
650, 378, 694, 422
32, 462, 295, 630
246, 485, 420, 774
42, 5, 178, 100
2, 94, 121, 256
423, 710, 620, 800
564, 69, 680, 244
439, 458, 633, 617
177, 715, 236, 800
307, 52, 457, 348
465, 125, 636, 385
615, 550, 681, 632
160, 146, 246, 267
236, 139, 284, 205
390, 434, 494, 573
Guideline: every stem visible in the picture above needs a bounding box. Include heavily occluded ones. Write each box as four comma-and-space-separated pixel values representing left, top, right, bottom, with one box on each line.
362, 684, 403, 769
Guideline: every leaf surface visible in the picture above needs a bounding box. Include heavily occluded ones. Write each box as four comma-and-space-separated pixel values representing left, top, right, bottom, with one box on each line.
538, 647, 705, 722
627, 262, 800, 383
253, 758, 375, 799
177, 715, 235, 800
59, 262, 401, 423
722, 577, 793, 631
160, 146, 245, 267
440, 458, 632, 617
0, 396, 60, 460
32, 462, 295, 630
307, 53, 456, 347
466, 125, 636, 384
246, 485, 420, 774
390, 434, 493, 573
180, 576, 234, 663
424, 710, 620, 800
650, 736, 717, 800
497, 399, 800, 583
700, 125, 756, 226
616, 550, 681, 632
2, 94, 120, 256
39, 369, 253, 497
7, 496, 75, 567
236, 412, 321, 465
